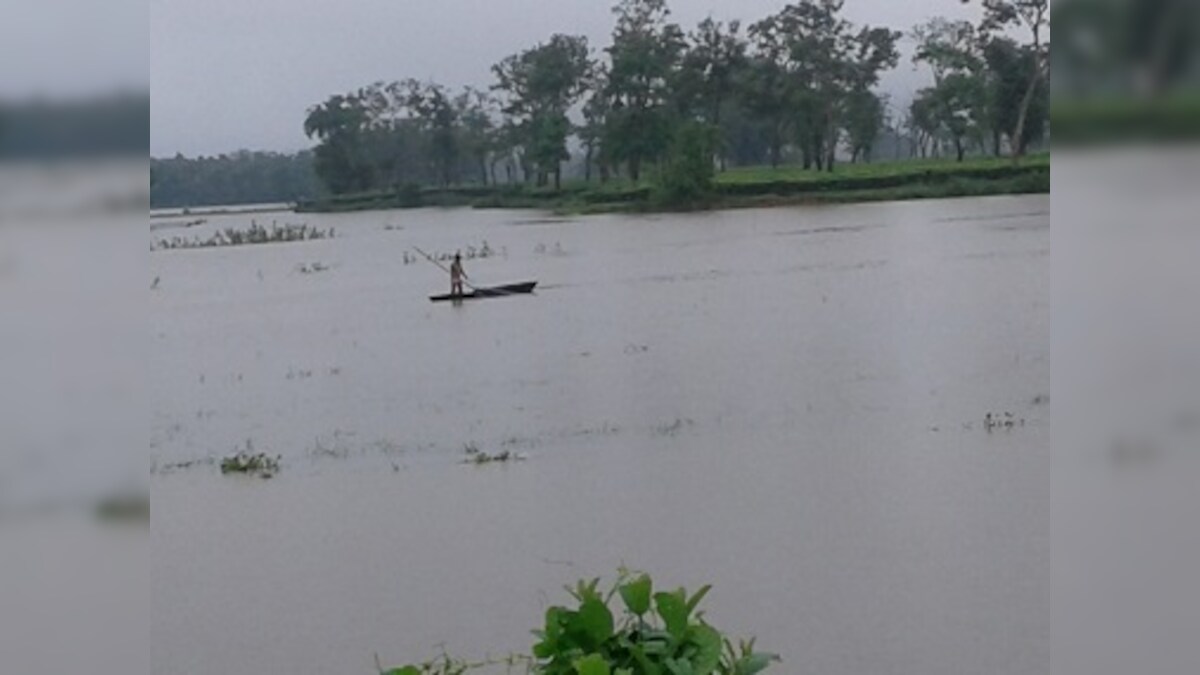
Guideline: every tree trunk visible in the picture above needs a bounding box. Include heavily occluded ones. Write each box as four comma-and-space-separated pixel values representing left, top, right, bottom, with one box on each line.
629, 157, 640, 184
584, 146, 593, 183
955, 137, 965, 162
554, 166, 561, 191
1011, 73, 1038, 160
1011, 16, 1046, 163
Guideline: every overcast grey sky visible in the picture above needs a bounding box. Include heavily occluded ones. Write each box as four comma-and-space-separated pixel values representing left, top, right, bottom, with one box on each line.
150, 0, 981, 158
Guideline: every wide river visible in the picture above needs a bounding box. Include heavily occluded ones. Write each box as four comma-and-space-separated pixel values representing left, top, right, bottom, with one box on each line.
151, 196, 1049, 675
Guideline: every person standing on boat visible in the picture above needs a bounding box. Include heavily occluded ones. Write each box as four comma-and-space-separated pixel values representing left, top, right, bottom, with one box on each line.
450, 252, 468, 298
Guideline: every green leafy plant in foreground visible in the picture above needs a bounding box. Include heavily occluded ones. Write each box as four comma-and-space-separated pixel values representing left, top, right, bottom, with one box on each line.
381, 570, 779, 675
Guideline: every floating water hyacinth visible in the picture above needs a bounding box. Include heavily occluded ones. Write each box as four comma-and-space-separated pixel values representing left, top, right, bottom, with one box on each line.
152, 220, 334, 251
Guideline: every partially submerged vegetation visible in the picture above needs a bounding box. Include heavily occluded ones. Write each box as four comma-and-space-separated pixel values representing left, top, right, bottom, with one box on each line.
379, 570, 779, 675
152, 221, 333, 251
463, 442, 527, 465
401, 242, 498, 266
219, 442, 281, 478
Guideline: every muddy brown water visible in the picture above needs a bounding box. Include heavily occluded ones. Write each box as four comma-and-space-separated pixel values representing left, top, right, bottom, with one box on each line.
151, 196, 1049, 675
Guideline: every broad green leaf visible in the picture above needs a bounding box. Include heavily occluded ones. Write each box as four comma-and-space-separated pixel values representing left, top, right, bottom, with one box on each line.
689, 624, 723, 674
665, 657, 695, 675
654, 591, 689, 639
575, 654, 611, 675
630, 645, 664, 675
619, 574, 653, 616
572, 598, 614, 647
383, 667, 421, 675
544, 607, 567, 641
734, 652, 780, 675
641, 636, 672, 656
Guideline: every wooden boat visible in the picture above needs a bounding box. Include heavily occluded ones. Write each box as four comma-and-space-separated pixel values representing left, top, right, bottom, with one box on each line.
429, 281, 538, 303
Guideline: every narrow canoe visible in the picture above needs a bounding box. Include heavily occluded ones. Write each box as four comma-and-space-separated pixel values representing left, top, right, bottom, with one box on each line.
429, 280, 538, 303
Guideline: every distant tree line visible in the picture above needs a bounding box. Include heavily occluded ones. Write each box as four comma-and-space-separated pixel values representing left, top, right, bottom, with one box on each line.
150, 151, 322, 209
0, 92, 148, 159
302, 0, 1049, 199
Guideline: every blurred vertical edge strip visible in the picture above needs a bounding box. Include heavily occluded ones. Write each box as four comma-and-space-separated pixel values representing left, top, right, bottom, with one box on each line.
0, 96, 149, 675
1053, 3, 1200, 668
0, 1, 149, 673
1052, 0, 1200, 144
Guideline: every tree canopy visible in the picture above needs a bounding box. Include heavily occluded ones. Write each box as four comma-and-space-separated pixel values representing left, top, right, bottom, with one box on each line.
153, 0, 1052, 207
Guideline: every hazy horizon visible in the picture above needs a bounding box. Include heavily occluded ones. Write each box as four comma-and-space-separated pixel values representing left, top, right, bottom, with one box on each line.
150, 0, 982, 158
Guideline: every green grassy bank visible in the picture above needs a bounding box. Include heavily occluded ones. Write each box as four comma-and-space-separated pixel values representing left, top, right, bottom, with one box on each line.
297, 154, 1049, 215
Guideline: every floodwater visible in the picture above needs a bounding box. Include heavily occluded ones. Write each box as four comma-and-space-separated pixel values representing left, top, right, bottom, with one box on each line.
151, 196, 1049, 675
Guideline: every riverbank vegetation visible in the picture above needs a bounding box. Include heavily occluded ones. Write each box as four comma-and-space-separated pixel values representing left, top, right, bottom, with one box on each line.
379, 570, 778, 675
153, 1, 1052, 212
299, 153, 1048, 214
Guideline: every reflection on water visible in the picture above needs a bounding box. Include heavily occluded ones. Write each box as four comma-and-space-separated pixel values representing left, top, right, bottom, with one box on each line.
152, 196, 1049, 675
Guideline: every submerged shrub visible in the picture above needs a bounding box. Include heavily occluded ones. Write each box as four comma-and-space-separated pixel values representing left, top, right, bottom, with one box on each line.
219, 440, 280, 478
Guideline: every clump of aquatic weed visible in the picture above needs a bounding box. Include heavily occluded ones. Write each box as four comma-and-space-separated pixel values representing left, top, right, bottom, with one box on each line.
295, 261, 331, 274
403, 242, 498, 266
220, 440, 281, 478
152, 220, 334, 251
983, 411, 1025, 433
462, 442, 526, 465
378, 568, 779, 675
653, 417, 696, 437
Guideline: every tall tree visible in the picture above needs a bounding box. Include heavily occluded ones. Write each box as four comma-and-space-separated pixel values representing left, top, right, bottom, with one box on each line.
917, 74, 986, 161
965, 0, 1048, 160
402, 80, 461, 186
679, 17, 747, 170
603, 0, 685, 183
982, 38, 1047, 156
456, 87, 497, 186
579, 68, 614, 183
493, 34, 591, 189
744, 13, 792, 168
909, 93, 940, 158
303, 94, 372, 193
912, 17, 987, 161
843, 89, 886, 162
756, 1, 899, 171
